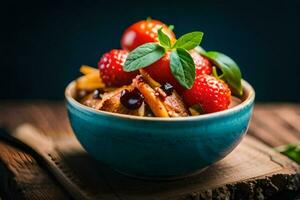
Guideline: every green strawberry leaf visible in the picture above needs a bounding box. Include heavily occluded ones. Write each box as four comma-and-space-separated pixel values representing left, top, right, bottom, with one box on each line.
124, 43, 165, 72
158, 28, 171, 49
173, 32, 204, 50
170, 48, 196, 89
201, 51, 243, 96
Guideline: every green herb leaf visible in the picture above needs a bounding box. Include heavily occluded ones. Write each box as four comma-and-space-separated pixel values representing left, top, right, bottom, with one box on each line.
173, 32, 204, 50
276, 144, 300, 164
170, 48, 196, 89
201, 51, 243, 96
124, 43, 165, 72
158, 28, 171, 49
194, 46, 207, 54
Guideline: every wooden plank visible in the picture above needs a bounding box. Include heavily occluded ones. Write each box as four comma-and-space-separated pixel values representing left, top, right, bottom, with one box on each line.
270, 104, 300, 133
249, 104, 300, 147
0, 101, 72, 199
0, 101, 73, 137
0, 141, 70, 200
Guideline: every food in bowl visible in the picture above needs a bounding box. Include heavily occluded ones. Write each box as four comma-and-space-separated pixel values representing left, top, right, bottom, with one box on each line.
66, 19, 255, 178
74, 19, 244, 118
65, 79, 254, 178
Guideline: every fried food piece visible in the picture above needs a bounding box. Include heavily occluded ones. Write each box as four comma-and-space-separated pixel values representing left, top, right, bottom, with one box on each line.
134, 71, 189, 117
80, 65, 99, 75
78, 69, 188, 117
76, 65, 105, 91
100, 86, 145, 116
133, 76, 170, 117
76, 73, 105, 91
163, 91, 189, 117
81, 92, 103, 110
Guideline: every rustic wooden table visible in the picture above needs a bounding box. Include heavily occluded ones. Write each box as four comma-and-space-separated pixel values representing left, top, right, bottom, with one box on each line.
0, 102, 300, 200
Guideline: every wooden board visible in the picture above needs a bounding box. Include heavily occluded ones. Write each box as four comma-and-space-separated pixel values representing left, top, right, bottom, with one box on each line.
249, 104, 300, 147
0, 102, 300, 199
55, 133, 300, 200
0, 141, 70, 200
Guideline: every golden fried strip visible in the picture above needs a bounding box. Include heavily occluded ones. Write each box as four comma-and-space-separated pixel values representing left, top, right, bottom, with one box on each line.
76, 73, 105, 91
80, 65, 99, 75
133, 76, 169, 118
163, 92, 189, 117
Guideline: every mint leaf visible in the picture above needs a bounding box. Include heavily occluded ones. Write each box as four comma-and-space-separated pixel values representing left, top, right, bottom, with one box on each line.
201, 51, 243, 96
170, 48, 196, 89
158, 28, 171, 49
173, 32, 203, 50
124, 43, 165, 72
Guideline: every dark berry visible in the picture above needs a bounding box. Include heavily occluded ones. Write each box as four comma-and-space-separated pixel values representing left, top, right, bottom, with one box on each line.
160, 82, 174, 96
92, 89, 101, 99
120, 89, 144, 110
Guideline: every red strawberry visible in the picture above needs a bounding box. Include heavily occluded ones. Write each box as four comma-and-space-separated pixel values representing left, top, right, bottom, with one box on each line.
182, 74, 231, 113
98, 49, 137, 87
144, 52, 184, 93
121, 19, 175, 51
144, 51, 213, 93
190, 51, 212, 75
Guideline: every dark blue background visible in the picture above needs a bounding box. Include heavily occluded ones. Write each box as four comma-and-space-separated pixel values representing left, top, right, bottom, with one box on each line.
1, 0, 300, 101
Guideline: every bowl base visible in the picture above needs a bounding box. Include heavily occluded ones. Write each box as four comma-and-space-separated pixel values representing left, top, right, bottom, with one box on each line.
113, 167, 209, 181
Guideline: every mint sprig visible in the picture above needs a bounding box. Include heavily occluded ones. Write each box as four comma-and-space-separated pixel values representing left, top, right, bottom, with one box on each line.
173, 32, 203, 50
170, 48, 196, 88
197, 47, 243, 96
158, 28, 171, 49
124, 43, 165, 72
123, 29, 203, 89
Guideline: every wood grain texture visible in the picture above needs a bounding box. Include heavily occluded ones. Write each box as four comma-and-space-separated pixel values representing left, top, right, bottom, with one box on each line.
0, 101, 300, 199
249, 103, 300, 147
0, 141, 70, 200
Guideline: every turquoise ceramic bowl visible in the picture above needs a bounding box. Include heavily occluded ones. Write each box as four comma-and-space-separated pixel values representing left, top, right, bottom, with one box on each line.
65, 80, 255, 179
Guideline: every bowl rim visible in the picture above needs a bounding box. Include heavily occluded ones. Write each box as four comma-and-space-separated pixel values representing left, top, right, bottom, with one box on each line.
65, 79, 255, 122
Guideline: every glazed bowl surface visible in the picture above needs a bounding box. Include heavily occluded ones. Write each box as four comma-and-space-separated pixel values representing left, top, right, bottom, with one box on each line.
65, 80, 255, 178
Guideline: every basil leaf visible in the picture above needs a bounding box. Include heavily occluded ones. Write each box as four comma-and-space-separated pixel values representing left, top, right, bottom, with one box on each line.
201, 51, 243, 96
170, 48, 196, 89
173, 32, 204, 50
124, 43, 165, 72
158, 28, 171, 49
